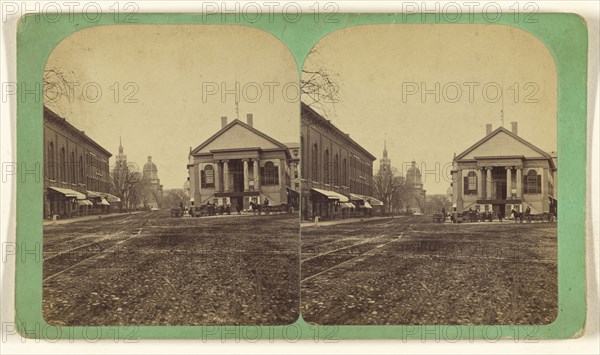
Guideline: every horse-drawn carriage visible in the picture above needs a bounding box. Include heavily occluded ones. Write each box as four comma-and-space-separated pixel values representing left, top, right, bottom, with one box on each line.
170, 207, 183, 217
512, 211, 555, 223
432, 213, 445, 223
249, 202, 293, 215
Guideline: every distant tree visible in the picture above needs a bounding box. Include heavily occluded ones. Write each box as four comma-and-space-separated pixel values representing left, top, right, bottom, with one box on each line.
110, 162, 144, 211
374, 168, 408, 215
426, 194, 452, 213
162, 189, 190, 209
43, 66, 74, 116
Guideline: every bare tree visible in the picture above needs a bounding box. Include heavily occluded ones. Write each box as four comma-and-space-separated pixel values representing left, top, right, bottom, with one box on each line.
43, 67, 75, 116
301, 48, 340, 117
110, 162, 144, 211
374, 168, 407, 215
426, 194, 452, 213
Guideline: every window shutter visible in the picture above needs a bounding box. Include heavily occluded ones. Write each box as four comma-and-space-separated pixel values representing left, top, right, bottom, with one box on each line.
463, 177, 468, 195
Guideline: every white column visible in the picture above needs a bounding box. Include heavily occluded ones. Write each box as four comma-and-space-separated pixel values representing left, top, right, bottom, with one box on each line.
214, 161, 221, 192
223, 160, 229, 192
279, 159, 285, 187
506, 167, 512, 198
486, 167, 493, 199
516, 168, 522, 198
476, 168, 483, 199
253, 159, 260, 190
243, 159, 249, 191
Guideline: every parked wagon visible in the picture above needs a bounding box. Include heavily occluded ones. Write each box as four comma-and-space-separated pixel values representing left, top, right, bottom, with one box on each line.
432, 213, 445, 223
170, 207, 183, 217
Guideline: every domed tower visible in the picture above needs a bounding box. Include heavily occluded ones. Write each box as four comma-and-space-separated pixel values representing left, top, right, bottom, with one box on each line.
405, 161, 426, 213
142, 155, 163, 208
143, 156, 159, 183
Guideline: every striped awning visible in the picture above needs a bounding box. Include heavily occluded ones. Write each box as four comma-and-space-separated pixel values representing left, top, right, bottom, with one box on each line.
340, 202, 355, 209
362, 201, 373, 209
106, 193, 121, 203
77, 200, 93, 206
311, 188, 349, 203
49, 187, 86, 200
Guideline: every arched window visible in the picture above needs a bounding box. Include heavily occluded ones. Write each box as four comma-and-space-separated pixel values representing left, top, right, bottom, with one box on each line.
323, 149, 330, 184
312, 143, 318, 181
70, 151, 76, 184
342, 158, 347, 187
59, 147, 65, 182
463, 171, 477, 195
201, 164, 215, 188
334, 154, 339, 185
47, 141, 55, 180
525, 169, 541, 194
79, 155, 84, 183
261, 161, 279, 185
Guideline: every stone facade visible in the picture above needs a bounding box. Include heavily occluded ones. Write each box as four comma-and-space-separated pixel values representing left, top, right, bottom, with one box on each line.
187, 114, 293, 211
451, 123, 557, 217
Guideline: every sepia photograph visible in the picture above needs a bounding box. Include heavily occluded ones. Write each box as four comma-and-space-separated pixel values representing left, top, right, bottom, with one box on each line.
41, 25, 300, 326
300, 24, 558, 325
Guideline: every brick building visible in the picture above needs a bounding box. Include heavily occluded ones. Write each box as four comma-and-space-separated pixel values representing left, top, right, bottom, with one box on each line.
43, 106, 113, 219
301, 102, 377, 220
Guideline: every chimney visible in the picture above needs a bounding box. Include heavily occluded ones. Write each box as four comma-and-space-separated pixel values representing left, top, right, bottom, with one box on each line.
486, 124, 492, 135
221, 116, 227, 128
511, 121, 518, 135
246, 113, 253, 127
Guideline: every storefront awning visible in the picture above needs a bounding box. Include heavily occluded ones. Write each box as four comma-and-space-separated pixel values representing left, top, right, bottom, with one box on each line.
311, 188, 349, 203
49, 187, 86, 200
98, 198, 110, 206
362, 201, 373, 209
366, 196, 384, 206
106, 194, 121, 203
340, 202, 355, 209
86, 190, 102, 198
349, 193, 365, 202
77, 200, 93, 206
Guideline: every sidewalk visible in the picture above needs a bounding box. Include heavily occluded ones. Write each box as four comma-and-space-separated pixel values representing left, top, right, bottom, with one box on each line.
301, 215, 400, 227
43, 211, 142, 226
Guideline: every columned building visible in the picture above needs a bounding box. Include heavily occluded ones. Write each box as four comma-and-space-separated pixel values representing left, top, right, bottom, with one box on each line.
301, 102, 378, 220
43, 106, 112, 219
187, 114, 293, 211
451, 122, 557, 217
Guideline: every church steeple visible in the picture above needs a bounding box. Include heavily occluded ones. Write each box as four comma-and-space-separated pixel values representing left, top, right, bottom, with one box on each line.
119, 136, 123, 154
383, 140, 388, 158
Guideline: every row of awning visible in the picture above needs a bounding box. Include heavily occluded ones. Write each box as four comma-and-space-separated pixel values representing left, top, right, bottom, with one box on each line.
311, 188, 384, 209
48, 187, 120, 206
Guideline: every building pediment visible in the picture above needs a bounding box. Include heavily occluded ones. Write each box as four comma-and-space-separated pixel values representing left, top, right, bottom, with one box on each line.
456, 127, 551, 163
191, 120, 288, 156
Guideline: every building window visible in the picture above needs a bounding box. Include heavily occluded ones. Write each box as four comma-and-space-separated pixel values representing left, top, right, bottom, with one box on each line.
323, 149, 330, 184
70, 151, 76, 184
312, 143, 318, 181
525, 169, 541, 194
261, 161, 279, 185
342, 158, 347, 186
59, 147, 65, 182
79, 155, 84, 183
463, 171, 477, 195
334, 154, 339, 186
201, 165, 215, 188
47, 141, 55, 180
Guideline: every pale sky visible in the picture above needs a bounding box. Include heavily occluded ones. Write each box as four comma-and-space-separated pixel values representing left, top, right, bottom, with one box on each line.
304, 24, 557, 194
45, 25, 299, 189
